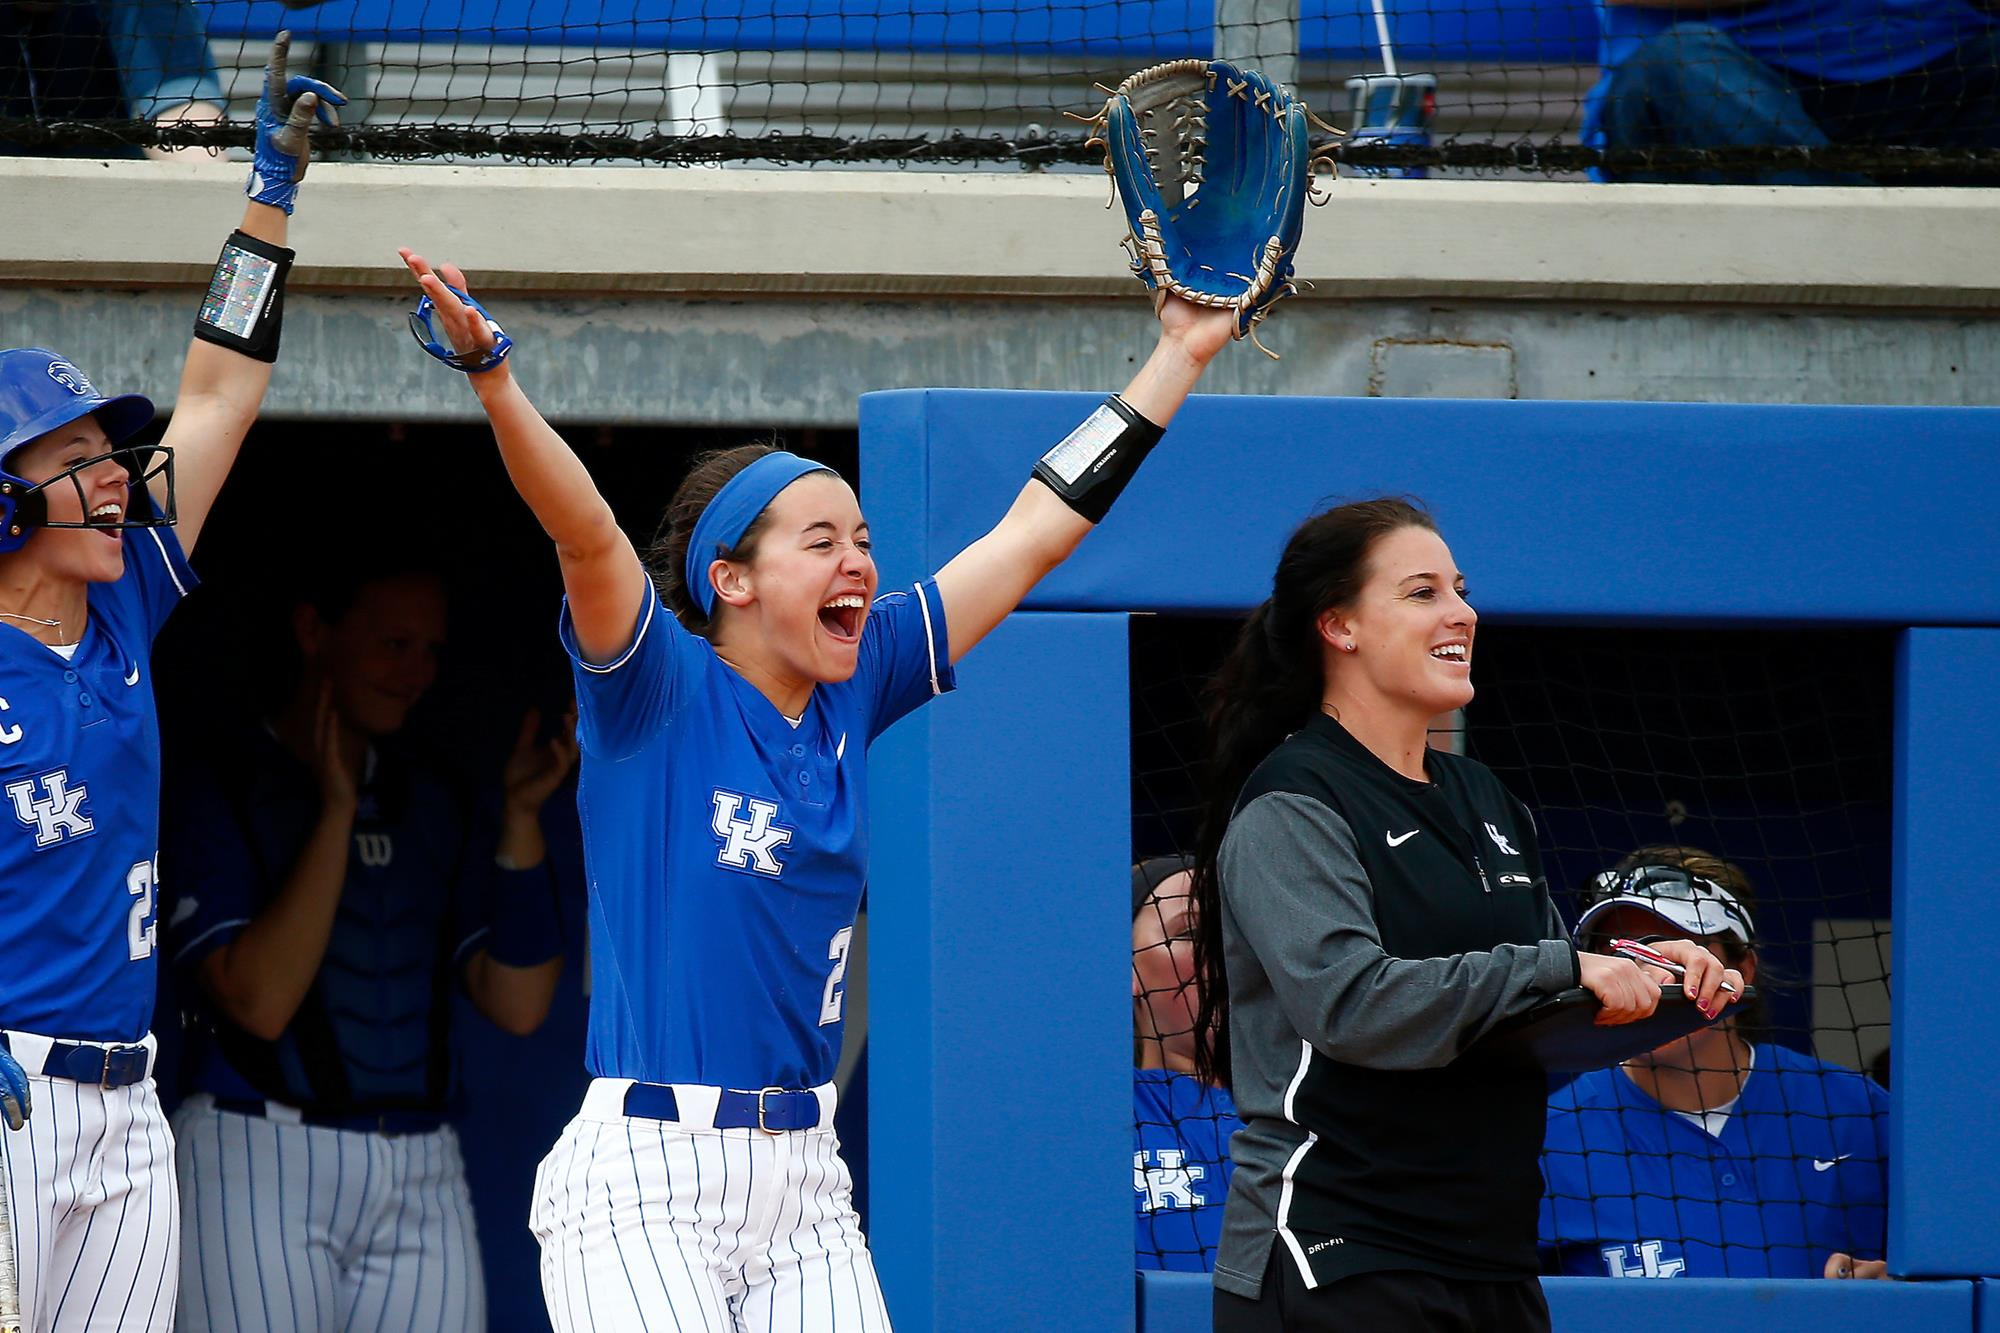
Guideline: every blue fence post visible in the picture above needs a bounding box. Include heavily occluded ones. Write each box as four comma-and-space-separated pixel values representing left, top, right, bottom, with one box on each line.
867, 613, 1135, 1333
1891, 629, 2000, 1277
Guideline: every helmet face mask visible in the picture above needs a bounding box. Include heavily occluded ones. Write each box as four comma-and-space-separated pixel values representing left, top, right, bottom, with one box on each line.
0, 347, 168, 556
0, 443, 177, 554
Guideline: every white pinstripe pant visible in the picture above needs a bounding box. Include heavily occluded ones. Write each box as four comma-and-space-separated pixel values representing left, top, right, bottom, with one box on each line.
531, 1080, 892, 1333
172, 1095, 485, 1333
0, 1074, 180, 1333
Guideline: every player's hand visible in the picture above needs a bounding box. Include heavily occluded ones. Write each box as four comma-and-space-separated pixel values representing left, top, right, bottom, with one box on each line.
1825, 1252, 1890, 1280
399, 249, 509, 377
0, 1043, 32, 1131
313, 683, 360, 811
246, 32, 347, 214
1156, 293, 1237, 368
1578, 952, 1663, 1026
503, 705, 579, 818
1637, 937, 1745, 1019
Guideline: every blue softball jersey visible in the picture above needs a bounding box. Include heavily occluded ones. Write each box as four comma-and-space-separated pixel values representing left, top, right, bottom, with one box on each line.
1540, 1043, 1889, 1278
563, 579, 952, 1090
163, 728, 546, 1110
0, 521, 193, 1043
1134, 1069, 1241, 1273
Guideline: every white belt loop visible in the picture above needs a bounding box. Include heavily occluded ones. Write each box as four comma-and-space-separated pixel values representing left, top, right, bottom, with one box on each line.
2, 1030, 55, 1076
673, 1085, 723, 1128
580, 1077, 635, 1120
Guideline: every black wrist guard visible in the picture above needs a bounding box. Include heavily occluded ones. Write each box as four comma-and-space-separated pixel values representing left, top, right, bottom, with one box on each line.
1030, 394, 1165, 523
191, 230, 295, 364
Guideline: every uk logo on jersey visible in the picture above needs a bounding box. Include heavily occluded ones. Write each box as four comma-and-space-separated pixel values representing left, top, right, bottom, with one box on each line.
1601, 1240, 1686, 1278
1134, 1149, 1209, 1213
7, 768, 95, 847
710, 790, 793, 876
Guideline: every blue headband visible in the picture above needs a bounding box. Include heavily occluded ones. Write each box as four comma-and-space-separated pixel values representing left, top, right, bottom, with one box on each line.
686, 451, 837, 617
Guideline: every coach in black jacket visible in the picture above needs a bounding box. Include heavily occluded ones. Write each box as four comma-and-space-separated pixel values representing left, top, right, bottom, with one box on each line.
1187, 500, 1741, 1332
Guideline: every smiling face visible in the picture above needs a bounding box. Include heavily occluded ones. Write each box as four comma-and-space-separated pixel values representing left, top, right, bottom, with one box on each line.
299, 573, 448, 738
710, 472, 878, 686
2, 414, 137, 585
1322, 524, 1477, 722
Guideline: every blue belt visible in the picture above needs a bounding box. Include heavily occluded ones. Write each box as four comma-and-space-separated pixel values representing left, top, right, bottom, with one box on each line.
1, 1034, 151, 1089
622, 1082, 823, 1133
212, 1097, 447, 1137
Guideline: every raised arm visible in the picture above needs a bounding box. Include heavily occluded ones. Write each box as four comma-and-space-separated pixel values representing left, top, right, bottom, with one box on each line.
460, 707, 576, 1036
398, 251, 649, 664
931, 295, 1234, 663
155, 33, 343, 554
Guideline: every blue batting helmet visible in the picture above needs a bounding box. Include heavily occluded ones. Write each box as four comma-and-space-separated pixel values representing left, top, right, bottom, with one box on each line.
0, 348, 162, 555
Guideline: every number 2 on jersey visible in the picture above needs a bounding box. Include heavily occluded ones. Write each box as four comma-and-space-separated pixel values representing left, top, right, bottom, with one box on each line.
127, 859, 156, 961
820, 925, 854, 1026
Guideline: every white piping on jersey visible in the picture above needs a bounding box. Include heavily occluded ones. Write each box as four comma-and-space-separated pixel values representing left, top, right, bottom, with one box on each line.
1275, 1037, 1322, 1288
178, 916, 251, 959
146, 526, 189, 598
580, 587, 657, 674
914, 581, 942, 696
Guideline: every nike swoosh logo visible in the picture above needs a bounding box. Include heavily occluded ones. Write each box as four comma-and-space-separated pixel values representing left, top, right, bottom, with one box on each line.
1386, 829, 1419, 847
124, 663, 140, 687
1813, 1155, 1851, 1172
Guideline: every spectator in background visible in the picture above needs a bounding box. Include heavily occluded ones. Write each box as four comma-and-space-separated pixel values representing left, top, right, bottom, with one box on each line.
1584, 0, 2000, 183
1540, 846, 1891, 1280
2, 0, 224, 159
160, 561, 578, 1332
453, 753, 592, 1333
1133, 855, 1243, 1273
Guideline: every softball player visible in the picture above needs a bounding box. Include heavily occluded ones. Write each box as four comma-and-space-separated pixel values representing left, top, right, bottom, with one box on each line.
0, 35, 338, 1330
1184, 502, 1744, 1331
1540, 849, 1891, 1281
396, 246, 1237, 1330
161, 564, 576, 1333
1132, 858, 1242, 1273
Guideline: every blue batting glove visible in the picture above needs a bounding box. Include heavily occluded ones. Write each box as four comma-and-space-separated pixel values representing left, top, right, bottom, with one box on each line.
246, 31, 347, 215
0, 1044, 30, 1131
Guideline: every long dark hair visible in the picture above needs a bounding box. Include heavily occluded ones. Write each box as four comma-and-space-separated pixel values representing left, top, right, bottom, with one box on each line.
643, 442, 780, 634
1189, 498, 1438, 1089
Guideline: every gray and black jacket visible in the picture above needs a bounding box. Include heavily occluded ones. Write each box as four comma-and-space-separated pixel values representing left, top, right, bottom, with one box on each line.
1214, 711, 1579, 1298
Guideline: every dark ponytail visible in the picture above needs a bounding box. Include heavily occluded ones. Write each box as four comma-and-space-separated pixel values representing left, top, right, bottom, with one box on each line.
1189, 498, 1438, 1089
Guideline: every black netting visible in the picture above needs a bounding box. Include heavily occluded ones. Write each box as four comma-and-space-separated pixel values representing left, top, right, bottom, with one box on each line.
1129, 616, 1893, 1275
5, 1, 2000, 178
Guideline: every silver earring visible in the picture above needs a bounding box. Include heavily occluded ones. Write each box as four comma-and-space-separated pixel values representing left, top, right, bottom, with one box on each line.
1343, 642, 1357, 653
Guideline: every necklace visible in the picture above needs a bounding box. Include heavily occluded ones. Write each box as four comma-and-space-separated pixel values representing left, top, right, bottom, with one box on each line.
0, 609, 70, 645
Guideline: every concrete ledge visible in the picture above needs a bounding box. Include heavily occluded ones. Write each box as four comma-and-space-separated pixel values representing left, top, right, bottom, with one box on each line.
4, 158, 1999, 309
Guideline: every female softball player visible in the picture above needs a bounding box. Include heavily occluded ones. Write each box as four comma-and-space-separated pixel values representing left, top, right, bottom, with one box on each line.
1540, 846, 1889, 1281
396, 247, 1237, 1331
0, 35, 339, 1331
163, 561, 576, 1333
1185, 499, 1744, 1332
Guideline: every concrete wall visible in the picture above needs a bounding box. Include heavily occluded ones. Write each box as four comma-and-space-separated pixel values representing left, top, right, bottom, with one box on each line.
5, 159, 1997, 423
